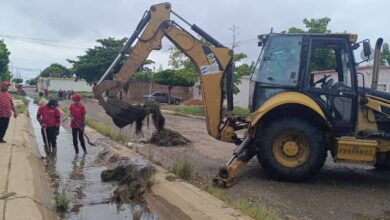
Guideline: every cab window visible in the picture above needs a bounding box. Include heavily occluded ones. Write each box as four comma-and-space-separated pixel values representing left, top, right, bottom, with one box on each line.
308, 39, 353, 90
252, 35, 303, 86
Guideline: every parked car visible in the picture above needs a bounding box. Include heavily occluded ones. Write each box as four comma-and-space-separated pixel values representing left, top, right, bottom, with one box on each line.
143, 92, 182, 105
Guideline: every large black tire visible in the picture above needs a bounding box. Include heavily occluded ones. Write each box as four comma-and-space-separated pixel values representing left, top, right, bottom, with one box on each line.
257, 118, 326, 181
174, 99, 180, 105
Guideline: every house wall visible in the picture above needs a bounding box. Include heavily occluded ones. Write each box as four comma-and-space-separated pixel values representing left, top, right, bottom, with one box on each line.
38, 77, 92, 92
193, 76, 251, 108
126, 80, 193, 101
233, 76, 250, 108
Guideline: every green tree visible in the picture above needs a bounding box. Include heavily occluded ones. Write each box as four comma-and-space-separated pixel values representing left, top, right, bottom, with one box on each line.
168, 47, 197, 73
0, 40, 12, 81
69, 37, 155, 84
169, 47, 254, 95
381, 43, 390, 65
153, 69, 196, 103
26, 77, 38, 85
68, 38, 128, 83
132, 59, 156, 81
40, 63, 71, 78
12, 78, 23, 85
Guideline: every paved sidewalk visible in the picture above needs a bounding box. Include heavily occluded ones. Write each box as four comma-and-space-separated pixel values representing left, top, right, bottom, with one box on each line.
0, 114, 57, 220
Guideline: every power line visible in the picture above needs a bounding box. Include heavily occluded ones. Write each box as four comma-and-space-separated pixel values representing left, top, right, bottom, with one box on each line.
0, 33, 93, 50
0, 33, 93, 45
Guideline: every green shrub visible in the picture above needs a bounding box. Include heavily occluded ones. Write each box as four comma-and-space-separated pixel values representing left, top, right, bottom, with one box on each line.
55, 188, 70, 213
172, 158, 193, 180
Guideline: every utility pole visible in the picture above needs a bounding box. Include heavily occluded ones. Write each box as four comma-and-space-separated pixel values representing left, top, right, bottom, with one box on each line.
229, 25, 240, 51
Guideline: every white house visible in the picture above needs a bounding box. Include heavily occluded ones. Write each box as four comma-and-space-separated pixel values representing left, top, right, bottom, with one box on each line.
37, 77, 92, 92
193, 75, 251, 108
312, 66, 390, 92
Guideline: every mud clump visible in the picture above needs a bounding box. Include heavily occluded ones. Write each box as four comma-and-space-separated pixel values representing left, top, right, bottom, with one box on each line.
149, 128, 191, 146
105, 99, 189, 146
147, 103, 190, 146
101, 164, 155, 202
97, 147, 156, 202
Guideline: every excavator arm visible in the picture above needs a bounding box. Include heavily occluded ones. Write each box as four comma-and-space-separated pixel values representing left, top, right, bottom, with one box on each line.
93, 2, 242, 141
93, 2, 253, 187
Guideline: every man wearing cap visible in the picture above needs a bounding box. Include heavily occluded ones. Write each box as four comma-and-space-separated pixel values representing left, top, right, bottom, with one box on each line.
0, 81, 17, 143
69, 93, 87, 154
37, 99, 61, 158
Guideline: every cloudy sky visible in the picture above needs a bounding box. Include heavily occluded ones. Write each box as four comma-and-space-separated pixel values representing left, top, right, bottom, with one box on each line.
1, 0, 389, 80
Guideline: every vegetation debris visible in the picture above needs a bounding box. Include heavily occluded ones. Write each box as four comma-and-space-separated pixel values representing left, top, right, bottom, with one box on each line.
55, 188, 70, 213
101, 164, 155, 202
149, 128, 191, 146
97, 147, 155, 202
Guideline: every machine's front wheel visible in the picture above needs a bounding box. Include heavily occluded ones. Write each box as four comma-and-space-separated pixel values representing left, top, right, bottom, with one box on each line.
374, 152, 390, 170
257, 118, 326, 181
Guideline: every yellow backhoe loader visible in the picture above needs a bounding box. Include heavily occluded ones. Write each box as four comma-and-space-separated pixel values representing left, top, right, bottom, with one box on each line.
93, 2, 390, 187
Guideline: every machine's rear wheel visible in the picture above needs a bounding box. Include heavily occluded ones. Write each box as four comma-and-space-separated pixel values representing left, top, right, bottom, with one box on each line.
257, 118, 326, 181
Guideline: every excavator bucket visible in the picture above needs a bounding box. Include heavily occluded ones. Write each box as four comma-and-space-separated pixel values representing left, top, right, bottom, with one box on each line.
103, 97, 165, 135
105, 98, 148, 129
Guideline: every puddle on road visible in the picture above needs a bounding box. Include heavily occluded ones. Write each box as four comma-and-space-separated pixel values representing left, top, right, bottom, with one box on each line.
28, 98, 157, 220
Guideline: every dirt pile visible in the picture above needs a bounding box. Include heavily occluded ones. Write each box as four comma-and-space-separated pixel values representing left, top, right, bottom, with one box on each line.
146, 102, 190, 146
97, 147, 155, 202
150, 128, 191, 146
105, 100, 189, 146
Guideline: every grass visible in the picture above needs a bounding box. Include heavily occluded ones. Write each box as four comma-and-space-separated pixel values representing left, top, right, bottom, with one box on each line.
172, 105, 205, 116
16, 102, 27, 114
10, 93, 25, 100
205, 185, 278, 220
60, 106, 70, 116
163, 105, 250, 118
232, 106, 250, 118
172, 157, 193, 180
55, 188, 70, 213
85, 117, 129, 143
47, 91, 94, 99
10, 94, 29, 114
78, 91, 94, 98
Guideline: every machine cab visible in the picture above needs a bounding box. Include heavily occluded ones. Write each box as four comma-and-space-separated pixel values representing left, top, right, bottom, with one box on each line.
251, 33, 363, 134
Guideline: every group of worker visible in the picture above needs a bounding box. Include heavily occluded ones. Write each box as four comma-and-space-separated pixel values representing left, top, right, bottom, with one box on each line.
0, 80, 88, 159
58, 89, 74, 99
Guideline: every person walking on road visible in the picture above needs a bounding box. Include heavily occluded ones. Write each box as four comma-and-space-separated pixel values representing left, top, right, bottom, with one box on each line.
69, 93, 87, 154
0, 81, 17, 143
37, 99, 60, 158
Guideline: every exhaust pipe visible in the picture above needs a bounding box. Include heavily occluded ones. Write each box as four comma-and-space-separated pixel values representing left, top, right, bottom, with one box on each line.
371, 38, 383, 89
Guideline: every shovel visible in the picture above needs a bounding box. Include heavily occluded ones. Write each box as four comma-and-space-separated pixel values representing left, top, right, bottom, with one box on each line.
71, 117, 97, 147
42, 126, 52, 160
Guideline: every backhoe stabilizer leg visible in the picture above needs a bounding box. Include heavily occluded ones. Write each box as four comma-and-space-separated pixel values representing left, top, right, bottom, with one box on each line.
213, 137, 256, 188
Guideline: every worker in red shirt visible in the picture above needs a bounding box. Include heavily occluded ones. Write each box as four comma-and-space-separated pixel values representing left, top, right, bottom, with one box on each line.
69, 93, 87, 154
37, 99, 61, 158
0, 81, 17, 143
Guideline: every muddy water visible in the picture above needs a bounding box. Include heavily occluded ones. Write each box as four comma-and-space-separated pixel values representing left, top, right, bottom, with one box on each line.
28, 98, 157, 220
